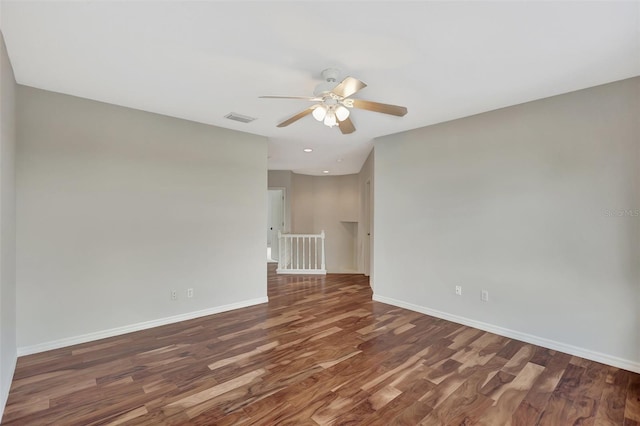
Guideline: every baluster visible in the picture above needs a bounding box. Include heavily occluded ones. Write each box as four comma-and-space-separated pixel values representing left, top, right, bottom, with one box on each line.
278, 231, 282, 270
320, 230, 326, 271
285, 235, 289, 270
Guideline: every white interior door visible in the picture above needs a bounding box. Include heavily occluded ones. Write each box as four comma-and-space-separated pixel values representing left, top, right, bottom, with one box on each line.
267, 189, 284, 260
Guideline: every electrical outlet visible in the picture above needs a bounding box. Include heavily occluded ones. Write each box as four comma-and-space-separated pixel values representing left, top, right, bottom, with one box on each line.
455, 286, 462, 296
187, 288, 194, 298
171, 289, 177, 301
481, 290, 489, 302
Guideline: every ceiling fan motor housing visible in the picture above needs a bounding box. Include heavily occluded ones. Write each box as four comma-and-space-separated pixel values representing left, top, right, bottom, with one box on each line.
320, 68, 340, 82
314, 68, 341, 96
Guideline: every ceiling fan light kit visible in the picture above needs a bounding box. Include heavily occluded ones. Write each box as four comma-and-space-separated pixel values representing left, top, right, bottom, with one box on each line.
312, 105, 327, 121
260, 68, 408, 134
324, 112, 337, 128
335, 105, 350, 121
312, 104, 350, 128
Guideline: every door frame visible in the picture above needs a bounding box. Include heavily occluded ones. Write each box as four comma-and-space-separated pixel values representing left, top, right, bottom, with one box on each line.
267, 187, 287, 261
363, 180, 372, 277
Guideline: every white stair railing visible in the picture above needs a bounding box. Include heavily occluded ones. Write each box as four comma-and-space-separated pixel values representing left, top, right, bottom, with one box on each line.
277, 230, 326, 275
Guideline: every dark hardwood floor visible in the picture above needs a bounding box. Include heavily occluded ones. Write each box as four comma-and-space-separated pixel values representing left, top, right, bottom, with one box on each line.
2, 264, 639, 425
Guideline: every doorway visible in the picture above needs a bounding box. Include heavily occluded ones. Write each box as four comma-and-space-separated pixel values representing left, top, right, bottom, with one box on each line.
267, 189, 285, 262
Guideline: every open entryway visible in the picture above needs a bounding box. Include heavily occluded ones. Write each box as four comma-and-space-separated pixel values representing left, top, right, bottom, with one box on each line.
267, 188, 285, 263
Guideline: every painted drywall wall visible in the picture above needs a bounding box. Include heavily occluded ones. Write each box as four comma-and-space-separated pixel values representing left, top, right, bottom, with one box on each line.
0, 29, 17, 418
291, 173, 360, 273
291, 173, 314, 235
374, 77, 640, 370
16, 86, 268, 350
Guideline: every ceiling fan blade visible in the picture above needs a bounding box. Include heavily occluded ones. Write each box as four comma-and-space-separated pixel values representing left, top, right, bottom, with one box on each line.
331, 76, 367, 98
351, 99, 408, 116
276, 106, 317, 127
260, 96, 322, 101
338, 117, 356, 134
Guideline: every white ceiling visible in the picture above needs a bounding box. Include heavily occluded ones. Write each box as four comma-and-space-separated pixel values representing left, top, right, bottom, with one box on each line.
1, 1, 639, 176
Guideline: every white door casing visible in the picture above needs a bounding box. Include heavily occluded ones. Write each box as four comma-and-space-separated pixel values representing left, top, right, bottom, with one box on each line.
267, 189, 285, 260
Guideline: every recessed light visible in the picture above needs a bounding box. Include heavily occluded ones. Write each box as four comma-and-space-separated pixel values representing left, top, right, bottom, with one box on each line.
303, 148, 313, 153
322, 170, 330, 174
336, 158, 343, 163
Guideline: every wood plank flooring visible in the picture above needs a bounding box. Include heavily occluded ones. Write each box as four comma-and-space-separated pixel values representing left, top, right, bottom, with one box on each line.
3, 264, 639, 425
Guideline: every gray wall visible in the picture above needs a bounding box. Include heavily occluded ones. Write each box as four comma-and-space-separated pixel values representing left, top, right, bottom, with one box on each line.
0, 30, 17, 417
374, 77, 640, 369
16, 87, 268, 349
291, 173, 315, 235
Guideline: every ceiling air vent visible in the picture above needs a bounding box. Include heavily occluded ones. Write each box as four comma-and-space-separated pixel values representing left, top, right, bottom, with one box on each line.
224, 112, 256, 123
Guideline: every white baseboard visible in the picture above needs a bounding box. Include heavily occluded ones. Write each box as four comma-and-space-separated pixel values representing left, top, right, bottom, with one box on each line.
276, 269, 326, 275
373, 294, 640, 374
17, 297, 269, 357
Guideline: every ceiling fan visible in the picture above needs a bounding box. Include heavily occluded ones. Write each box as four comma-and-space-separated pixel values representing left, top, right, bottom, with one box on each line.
260, 68, 408, 134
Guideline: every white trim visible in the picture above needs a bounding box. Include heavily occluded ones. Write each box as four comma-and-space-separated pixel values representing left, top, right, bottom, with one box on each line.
267, 186, 288, 233
276, 269, 327, 275
373, 294, 640, 374
277, 230, 326, 274
17, 297, 268, 357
